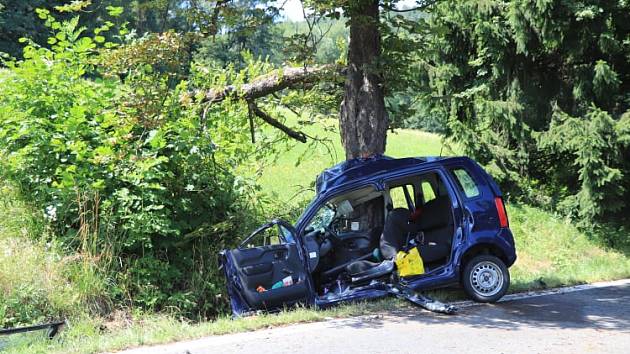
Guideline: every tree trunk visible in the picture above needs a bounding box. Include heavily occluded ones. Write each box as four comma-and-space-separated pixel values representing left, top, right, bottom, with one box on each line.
340, 1, 389, 231
340, 0, 389, 160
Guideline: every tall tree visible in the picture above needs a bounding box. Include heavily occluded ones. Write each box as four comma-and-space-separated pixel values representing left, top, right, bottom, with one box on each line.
419, 0, 630, 223
339, 0, 388, 159
198, 0, 408, 160
289, 0, 435, 158
198, 0, 439, 167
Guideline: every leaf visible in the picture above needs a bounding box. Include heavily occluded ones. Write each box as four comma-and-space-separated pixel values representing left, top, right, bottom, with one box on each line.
74, 37, 95, 53
106, 6, 124, 17
35, 8, 49, 20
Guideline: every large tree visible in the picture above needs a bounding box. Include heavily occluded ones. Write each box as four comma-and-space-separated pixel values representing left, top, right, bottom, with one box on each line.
201, 0, 430, 159
419, 0, 630, 223
338, 0, 388, 159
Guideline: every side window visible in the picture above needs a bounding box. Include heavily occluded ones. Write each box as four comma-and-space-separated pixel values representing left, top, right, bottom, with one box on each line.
242, 224, 295, 248
389, 185, 413, 209
452, 168, 480, 198
421, 181, 436, 203
257, 226, 284, 246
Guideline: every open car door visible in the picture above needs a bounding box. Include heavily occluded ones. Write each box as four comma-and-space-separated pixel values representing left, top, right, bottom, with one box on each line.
219, 219, 313, 315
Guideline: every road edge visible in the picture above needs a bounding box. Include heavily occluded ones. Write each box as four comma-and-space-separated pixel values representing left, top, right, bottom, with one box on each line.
450, 278, 630, 308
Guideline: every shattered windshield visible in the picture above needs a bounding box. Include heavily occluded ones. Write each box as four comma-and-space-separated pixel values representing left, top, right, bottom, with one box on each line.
307, 204, 335, 231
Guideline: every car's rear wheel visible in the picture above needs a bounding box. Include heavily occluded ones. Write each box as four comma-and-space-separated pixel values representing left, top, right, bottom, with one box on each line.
462, 255, 509, 303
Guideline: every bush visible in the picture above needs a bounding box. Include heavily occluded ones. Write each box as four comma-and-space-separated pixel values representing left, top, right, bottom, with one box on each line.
0, 13, 263, 319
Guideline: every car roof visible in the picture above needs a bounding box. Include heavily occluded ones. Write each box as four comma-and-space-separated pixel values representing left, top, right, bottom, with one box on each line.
315, 154, 464, 195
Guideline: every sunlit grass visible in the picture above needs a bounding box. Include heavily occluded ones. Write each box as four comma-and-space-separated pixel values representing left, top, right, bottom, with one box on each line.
2, 299, 406, 354
508, 204, 630, 290
249, 117, 455, 203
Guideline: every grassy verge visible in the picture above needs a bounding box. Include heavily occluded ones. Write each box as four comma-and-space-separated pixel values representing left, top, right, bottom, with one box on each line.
508, 204, 630, 290
0, 183, 108, 328
2, 126, 629, 353
1, 299, 406, 354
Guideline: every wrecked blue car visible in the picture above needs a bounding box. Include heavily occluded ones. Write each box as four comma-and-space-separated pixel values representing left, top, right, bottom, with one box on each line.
219, 155, 517, 316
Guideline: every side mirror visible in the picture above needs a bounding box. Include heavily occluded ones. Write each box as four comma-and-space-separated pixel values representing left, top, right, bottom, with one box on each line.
304, 226, 315, 233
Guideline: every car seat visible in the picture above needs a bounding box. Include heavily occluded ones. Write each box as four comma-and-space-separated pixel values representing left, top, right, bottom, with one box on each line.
345, 196, 454, 282
416, 196, 453, 263
345, 208, 415, 282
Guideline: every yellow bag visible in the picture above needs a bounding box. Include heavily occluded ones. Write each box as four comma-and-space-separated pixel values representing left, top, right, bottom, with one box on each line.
395, 247, 425, 277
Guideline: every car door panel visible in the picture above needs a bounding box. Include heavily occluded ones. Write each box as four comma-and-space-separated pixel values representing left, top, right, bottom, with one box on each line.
222, 222, 311, 313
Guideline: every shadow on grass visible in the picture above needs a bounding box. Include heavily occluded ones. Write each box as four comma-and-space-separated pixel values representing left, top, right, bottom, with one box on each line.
586, 222, 630, 257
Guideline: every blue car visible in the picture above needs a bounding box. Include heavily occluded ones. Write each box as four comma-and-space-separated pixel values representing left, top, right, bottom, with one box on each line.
220, 155, 517, 316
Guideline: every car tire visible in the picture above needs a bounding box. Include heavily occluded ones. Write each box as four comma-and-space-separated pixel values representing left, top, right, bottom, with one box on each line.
462, 255, 509, 303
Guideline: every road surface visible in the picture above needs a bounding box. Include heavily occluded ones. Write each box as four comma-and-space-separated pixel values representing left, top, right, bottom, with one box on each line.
116, 280, 630, 354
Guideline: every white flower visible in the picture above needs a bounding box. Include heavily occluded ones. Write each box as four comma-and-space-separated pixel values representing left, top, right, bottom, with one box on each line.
44, 205, 57, 221
185, 184, 195, 191
189, 146, 199, 154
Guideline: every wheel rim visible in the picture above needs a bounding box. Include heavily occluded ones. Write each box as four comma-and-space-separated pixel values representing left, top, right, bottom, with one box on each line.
469, 261, 503, 297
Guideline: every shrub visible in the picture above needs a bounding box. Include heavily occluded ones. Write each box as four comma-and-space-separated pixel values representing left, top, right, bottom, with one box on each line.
0, 12, 263, 319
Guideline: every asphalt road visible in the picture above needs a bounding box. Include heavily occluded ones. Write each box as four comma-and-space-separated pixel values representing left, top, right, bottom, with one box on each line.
117, 280, 630, 354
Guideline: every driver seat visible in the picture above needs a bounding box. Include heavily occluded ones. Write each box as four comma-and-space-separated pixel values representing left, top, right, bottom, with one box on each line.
346, 208, 416, 282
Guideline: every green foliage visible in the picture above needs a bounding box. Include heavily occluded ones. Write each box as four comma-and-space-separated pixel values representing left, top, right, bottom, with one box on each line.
0, 0, 62, 58
278, 17, 348, 65
416, 0, 630, 223
194, 1, 284, 68
540, 107, 630, 222
0, 13, 265, 319
0, 182, 108, 328
0, 1, 129, 59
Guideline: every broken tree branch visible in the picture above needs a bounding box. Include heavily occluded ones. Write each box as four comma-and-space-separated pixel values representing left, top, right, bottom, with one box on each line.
199, 64, 344, 105
247, 101, 307, 143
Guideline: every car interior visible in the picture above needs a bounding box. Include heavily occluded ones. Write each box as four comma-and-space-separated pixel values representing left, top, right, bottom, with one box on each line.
304, 171, 456, 299
224, 171, 456, 309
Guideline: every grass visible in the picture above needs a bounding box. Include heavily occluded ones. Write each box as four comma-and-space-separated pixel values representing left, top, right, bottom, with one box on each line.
0, 183, 108, 333
1, 299, 407, 354
2, 121, 629, 353
508, 204, 630, 290
251, 117, 455, 204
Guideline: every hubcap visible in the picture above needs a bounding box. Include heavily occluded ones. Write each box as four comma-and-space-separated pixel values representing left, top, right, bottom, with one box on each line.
470, 261, 503, 297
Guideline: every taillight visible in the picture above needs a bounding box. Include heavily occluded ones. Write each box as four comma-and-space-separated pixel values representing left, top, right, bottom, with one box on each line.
494, 197, 508, 228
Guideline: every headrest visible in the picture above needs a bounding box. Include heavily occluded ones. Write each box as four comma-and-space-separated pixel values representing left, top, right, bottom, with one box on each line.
418, 196, 452, 230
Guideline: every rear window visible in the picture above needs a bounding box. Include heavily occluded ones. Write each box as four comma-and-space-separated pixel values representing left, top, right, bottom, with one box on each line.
452, 168, 480, 198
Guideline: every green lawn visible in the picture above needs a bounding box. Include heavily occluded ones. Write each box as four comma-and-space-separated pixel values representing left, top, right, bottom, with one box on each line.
251, 118, 455, 203
3, 122, 630, 354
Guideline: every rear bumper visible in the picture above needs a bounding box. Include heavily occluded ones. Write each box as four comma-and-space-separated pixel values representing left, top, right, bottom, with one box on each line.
499, 228, 517, 267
